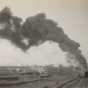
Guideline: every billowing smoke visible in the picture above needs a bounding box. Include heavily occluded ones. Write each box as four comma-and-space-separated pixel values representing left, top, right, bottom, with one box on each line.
0, 7, 87, 70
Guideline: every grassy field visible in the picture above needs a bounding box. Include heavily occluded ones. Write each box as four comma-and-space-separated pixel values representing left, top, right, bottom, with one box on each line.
0, 66, 80, 88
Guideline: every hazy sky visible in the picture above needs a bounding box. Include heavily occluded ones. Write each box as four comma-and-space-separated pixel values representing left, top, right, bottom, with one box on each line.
0, 0, 88, 66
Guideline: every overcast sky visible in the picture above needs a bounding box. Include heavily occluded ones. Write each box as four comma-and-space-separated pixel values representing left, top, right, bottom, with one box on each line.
0, 0, 88, 66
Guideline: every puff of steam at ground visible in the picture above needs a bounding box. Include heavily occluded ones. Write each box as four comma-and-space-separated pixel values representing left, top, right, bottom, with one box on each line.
0, 39, 70, 66
0, 7, 87, 70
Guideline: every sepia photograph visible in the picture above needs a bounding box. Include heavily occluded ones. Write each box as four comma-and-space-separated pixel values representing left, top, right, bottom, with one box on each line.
0, 0, 88, 88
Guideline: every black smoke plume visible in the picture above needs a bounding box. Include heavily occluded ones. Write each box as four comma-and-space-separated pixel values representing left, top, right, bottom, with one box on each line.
0, 7, 87, 70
